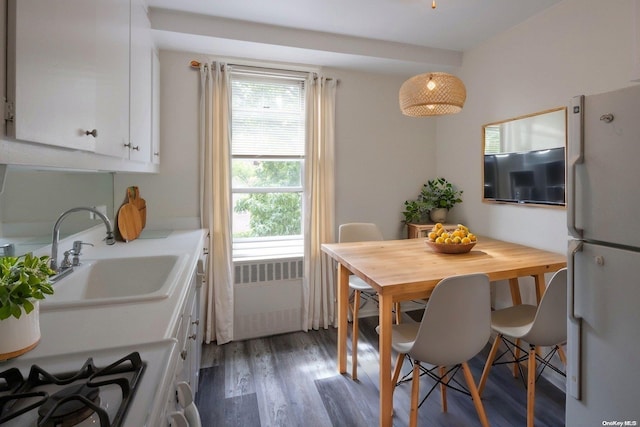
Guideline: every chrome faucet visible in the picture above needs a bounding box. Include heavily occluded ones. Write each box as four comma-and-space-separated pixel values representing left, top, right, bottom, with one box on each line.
0, 242, 15, 257
50, 207, 116, 272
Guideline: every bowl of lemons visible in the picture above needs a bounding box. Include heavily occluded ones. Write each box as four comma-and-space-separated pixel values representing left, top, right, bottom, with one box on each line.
425, 223, 477, 254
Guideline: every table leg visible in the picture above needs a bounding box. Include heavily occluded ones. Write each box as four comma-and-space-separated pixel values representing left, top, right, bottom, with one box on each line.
533, 273, 545, 304
337, 264, 349, 374
508, 277, 522, 305
508, 278, 522, 377
378, 294, 394, 427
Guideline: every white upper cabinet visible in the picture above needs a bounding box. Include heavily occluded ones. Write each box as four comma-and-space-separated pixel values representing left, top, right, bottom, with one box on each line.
94, 0, 131, 158
152, 49, 161, 164
4, 0, 158, 171
129, 0, 153, 163
7, 0, 100, 152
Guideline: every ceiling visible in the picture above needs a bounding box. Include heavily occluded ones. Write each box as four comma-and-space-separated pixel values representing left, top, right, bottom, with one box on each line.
148, 0, 564, 75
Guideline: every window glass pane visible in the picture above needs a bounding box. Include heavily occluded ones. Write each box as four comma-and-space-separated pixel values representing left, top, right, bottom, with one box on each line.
232, 192, 302, 238
232, 159, 302, 188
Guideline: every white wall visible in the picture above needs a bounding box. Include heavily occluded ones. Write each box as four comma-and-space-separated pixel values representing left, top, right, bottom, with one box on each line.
436, 0, 637, 304
114, 50, 201, 230
329, 68, 437, 239
116, 51, 437, 240
439, 0, 635, 249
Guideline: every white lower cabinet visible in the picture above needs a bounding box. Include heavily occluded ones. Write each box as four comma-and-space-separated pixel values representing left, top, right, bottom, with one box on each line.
175, 266, 203, 395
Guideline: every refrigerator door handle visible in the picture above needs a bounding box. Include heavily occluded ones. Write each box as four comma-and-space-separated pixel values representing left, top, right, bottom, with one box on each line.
568, 95, 585, 239
567, 239, 583, 400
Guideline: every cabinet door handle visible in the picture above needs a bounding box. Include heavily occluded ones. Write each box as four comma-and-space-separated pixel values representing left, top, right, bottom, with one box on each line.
85, 129, 98, 137
188, 334, 197, 340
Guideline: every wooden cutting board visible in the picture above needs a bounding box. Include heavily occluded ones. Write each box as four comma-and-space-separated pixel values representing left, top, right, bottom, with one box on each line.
117, 202, 142, 241
116, 187, 144, 241
128, 186, 147, 229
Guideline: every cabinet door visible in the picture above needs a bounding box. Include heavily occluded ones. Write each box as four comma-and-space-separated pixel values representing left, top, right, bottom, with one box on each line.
129, 0, 153, 162
7, 0, 130, 156
94, 0, 130, 158
8, 0, 98, 151
188, 289, 200, 393
151, 49, 161, 164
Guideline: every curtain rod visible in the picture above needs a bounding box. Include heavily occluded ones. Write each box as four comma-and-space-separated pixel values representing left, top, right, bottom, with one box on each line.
189, 60, 306, 76
188, 60, 337, 82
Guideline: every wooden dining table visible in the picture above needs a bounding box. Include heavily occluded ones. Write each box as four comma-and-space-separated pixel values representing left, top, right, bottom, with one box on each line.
321, 236, 567, 427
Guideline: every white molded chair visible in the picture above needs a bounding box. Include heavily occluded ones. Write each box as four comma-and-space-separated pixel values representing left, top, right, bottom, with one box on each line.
478, 268, 567, 427
386, 273, 491, 427
339, 223, 398, 381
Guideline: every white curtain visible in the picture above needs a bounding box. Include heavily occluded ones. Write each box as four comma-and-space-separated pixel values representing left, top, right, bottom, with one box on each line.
303, 76, 337, 330
199, 62, 234, 344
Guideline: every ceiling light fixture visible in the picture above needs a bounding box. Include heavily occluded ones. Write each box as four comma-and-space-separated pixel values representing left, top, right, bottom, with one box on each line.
398, 72, 466, 117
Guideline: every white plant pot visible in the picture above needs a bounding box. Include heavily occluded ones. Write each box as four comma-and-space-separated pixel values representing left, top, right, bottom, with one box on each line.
0, 301, 41, 361
429, 208, 448, 223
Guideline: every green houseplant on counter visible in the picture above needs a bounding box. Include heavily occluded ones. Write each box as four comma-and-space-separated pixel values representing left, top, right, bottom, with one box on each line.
402, 177, 463, 224
0, 253, 55, 360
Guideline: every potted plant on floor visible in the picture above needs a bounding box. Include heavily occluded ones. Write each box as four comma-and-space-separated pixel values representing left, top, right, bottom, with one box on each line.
402, 177, 463, 224
0, 253, 55, 360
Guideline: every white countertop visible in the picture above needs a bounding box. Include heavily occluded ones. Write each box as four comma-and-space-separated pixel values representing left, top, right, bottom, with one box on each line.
17, 227, 208, 360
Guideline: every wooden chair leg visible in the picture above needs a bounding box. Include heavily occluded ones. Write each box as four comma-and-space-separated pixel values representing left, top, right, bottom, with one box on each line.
410, 361, 420, 427
557, 345, 567, 366
439, 366, 448, 413
391, 353, 406, 390
513, 338, 521, 377
527, 346, 536, 427
394, 302, 402, 324
478, 334, 502, 396
462, 362, 490, 427
351, 290, 360, 380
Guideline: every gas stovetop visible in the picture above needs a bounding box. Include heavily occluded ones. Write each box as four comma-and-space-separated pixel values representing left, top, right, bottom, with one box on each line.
0, 340, 177, 427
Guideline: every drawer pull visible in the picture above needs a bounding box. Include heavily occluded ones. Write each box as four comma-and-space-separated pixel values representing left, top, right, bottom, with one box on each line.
85, 129, 98, 137
188, 334, 197, 340
180, 350, 188, 360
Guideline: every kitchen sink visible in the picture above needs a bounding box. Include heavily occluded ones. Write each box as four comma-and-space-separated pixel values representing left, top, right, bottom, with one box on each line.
41, 255, 187, 309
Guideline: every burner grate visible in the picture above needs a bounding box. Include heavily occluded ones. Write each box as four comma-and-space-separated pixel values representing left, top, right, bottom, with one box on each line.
0, 352, 145, 427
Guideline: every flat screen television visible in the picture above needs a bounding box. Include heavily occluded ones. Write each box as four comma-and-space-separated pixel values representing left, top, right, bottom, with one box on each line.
483, 146, 565, 206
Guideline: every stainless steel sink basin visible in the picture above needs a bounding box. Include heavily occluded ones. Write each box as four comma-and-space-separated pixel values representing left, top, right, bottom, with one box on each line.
41, 255, 187, 309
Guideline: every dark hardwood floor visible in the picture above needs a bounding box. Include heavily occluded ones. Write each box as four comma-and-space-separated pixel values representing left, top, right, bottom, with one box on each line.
196, 314, 565, 426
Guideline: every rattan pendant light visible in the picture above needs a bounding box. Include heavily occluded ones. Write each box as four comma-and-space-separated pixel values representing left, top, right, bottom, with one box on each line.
399, 72, 466, 117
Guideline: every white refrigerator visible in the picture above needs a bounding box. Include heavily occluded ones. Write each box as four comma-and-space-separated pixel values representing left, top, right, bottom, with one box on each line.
567, 85, 640, 426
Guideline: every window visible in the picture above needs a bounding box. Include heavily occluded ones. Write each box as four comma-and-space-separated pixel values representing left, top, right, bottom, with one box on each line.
230, 69, 306, 259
